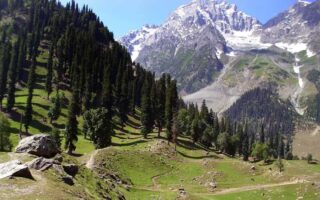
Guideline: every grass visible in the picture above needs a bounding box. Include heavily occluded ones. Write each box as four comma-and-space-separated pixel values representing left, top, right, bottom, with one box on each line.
201, 184, 319, 200
87, 128, 320, 199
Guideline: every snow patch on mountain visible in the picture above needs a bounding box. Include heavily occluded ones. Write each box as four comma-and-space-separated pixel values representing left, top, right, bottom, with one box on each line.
298, 0, 311, 6
119, 25, 158, 61
224, 31, 271, 50
275, 42, 315, 57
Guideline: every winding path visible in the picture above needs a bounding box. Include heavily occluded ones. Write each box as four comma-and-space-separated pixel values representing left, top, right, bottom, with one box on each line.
204, 179, 305, 196
86, 150, 100, 169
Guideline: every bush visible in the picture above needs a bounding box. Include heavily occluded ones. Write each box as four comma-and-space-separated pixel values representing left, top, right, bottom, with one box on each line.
275, 159, 284, 172
50, 128, 62, 149
83, 108, 113, 149
251, 143, 269, 162
0, 112, 12, 151
285, 152, 293, 160
292, 155, 300, 160
307, 154, 313, 164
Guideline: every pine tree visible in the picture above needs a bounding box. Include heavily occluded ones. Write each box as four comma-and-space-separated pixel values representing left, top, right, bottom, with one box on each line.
200, 100, 210, 124
118, 69, 129, 126
191, 115, 200, 144
155, 74, 166, 137
17, 32, 27, 82
140, 78, 153, 138
48, 91, 61, 124
45, 43, 54, 98
101, 65, 113, 118
0, 40, 11, 110
165, 76, 173, 142
6, 39, 19, 112
24, 56, 37, 134
83, 108, 113, 149
0, 112, 11, 151
172, 113, 180, 150
65, 90, 78, 154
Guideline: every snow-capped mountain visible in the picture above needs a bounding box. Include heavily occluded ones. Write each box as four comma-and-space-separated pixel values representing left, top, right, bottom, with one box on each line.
120, 0, 264, 93
119, 25, 158, 61
120, 0, 320, 114
261, 0, 320, 55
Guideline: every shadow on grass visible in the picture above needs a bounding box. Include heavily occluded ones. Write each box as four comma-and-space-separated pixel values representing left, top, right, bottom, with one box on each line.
31, 119, 52, 133
34, 83, 46, 90
177, 139, 201, 151
52, 123, 65, 130
70, 153, 84, 157
177, 150, 222, 160
113, 134, 142, 140
9, 108, 52, 133
15, 94, 40, 98
112, 140, 147, 147
33, 103, 50, 111
126, 116, 140, 129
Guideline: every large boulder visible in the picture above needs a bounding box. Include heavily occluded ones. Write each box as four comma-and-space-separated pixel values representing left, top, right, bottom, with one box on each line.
0, 160, 33, 179
15, 134, 60, 158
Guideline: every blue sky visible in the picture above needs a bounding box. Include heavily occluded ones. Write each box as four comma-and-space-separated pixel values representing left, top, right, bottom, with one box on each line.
59, 0, 315, 38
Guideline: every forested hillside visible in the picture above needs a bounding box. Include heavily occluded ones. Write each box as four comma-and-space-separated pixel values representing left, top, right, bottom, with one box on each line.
0, 0, 182, 153
0, 0, 299, 161
225, 87, 296, 160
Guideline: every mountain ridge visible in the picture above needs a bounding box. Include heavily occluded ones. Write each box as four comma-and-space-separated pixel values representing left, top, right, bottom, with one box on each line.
120, 0, 319, 115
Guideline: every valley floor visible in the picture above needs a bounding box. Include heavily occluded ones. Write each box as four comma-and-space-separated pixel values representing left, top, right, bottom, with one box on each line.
1, 115, 320, 199
79, 118, 320, 200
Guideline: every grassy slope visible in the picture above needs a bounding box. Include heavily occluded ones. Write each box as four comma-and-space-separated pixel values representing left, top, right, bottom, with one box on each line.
0, 45, 319, 200
87, 113, 320, 200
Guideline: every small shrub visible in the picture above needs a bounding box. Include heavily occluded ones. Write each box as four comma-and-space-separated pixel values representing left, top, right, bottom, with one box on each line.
275, 159, 284, 172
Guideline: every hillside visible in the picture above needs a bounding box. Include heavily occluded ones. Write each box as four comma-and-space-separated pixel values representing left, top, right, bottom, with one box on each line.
0, 0, 319, 199
1, 121, 320, 199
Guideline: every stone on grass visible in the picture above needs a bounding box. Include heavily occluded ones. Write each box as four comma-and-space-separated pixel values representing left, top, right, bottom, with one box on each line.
27, 157, 61, 171
0, 160, 33, 180
15, 134, 60, 158
62, 164, 78, 177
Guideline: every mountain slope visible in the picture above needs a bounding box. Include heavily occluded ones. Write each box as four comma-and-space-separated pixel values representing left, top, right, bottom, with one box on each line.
120, 0, 263, 93
261, 0, 320, 55
121, 0, 319, 102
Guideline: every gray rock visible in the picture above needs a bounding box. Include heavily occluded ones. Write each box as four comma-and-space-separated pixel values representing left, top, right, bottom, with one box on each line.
61, 175, 74, 185
0, 160, 33, 179
27, 157, 60, 171
15, 134, 60, 158
63, 164, 78, 177
52, 164, 74, 185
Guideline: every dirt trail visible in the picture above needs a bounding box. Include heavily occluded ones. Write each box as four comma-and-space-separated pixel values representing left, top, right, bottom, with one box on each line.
86, 150, 100, 169
151, 169, 174, 190
135, 179, 305, 197
207, 180, 304, 196
311, 126, 320, 136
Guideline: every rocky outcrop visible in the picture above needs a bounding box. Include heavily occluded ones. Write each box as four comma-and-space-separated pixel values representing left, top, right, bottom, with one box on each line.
0, 160, 33, 180
63, 164, 78, 177
27, 157, 61, 171
15, 134, 60, 158
52, 164, 74, 185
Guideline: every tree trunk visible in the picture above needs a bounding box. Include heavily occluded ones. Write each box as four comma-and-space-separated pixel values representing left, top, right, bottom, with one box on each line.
19, 114, 23, 139
158, 126, 162, 138
68, 147, 73, 155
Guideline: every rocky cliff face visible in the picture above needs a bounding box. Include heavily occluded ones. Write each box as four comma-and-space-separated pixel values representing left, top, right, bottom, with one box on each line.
120, 0, 320, 115
261, 0, 320, 54
120, 0, 262, 93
